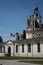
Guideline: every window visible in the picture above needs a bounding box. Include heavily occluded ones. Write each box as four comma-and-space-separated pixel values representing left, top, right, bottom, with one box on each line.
16, 45, 18, 53
28, 44, 31, 52
0, 46, 2, 53
3, 46, 5, 52
22, 44, 24, 53
37, 43, 40, 53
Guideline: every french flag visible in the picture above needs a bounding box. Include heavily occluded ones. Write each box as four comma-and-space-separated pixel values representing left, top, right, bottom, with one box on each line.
10, 33, 15, 37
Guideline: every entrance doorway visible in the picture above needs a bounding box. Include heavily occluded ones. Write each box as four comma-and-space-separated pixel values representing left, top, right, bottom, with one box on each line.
8, 46, 11, 56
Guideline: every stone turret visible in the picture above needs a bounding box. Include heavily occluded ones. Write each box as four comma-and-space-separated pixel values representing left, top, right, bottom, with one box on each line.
27, 6, 42, 31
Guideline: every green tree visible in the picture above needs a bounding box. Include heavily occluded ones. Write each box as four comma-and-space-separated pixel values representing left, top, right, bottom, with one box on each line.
0, 36, 3, 43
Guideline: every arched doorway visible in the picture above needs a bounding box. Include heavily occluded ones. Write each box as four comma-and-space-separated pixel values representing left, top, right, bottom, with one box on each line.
8, 46, 11, 56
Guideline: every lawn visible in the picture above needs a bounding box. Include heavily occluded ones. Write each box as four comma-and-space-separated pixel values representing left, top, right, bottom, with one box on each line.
0, 56, 43, 65
0, 56, 43, 60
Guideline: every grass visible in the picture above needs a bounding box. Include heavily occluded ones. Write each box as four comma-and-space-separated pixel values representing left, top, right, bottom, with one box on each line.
0, 56, 43, 60
0, 56, 43, 65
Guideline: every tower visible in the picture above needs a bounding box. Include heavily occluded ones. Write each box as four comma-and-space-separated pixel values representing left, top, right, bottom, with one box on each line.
27, 6, 42, 31
34, 6, 42, 29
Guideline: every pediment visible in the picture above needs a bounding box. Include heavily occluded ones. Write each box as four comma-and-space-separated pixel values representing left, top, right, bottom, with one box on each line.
6, 40, 13, 45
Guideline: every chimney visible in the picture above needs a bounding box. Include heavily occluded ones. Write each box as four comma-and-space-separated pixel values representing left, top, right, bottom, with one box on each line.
16, 32, 19, 40
23, 30, 26, 39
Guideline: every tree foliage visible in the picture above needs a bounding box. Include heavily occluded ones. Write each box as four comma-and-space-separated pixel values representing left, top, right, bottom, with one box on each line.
0, 36, 3, 43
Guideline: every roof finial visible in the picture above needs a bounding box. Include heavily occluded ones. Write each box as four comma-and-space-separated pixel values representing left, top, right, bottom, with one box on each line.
34, 6, 38, 11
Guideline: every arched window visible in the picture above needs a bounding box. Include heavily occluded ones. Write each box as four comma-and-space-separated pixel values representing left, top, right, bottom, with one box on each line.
8, 46, 11, 56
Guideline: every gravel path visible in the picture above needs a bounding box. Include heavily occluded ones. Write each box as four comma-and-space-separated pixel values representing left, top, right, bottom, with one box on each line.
0, 60, 40, 65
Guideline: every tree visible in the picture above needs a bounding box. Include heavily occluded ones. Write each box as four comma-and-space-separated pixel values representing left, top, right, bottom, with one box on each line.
0, 36, 3, 43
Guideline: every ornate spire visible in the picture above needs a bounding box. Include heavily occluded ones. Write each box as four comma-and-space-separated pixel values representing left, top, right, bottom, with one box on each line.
34, 6, 38, 11
34, 6, 39, 16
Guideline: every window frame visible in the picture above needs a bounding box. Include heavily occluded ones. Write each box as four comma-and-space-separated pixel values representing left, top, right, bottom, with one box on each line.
22, 44, 24, 53
28, 44, 31, 53
16, 45, 18, 53
37, 43, 40, 53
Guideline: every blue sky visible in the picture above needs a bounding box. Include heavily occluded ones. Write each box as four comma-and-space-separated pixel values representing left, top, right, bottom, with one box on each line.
0, 0, 43, 41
